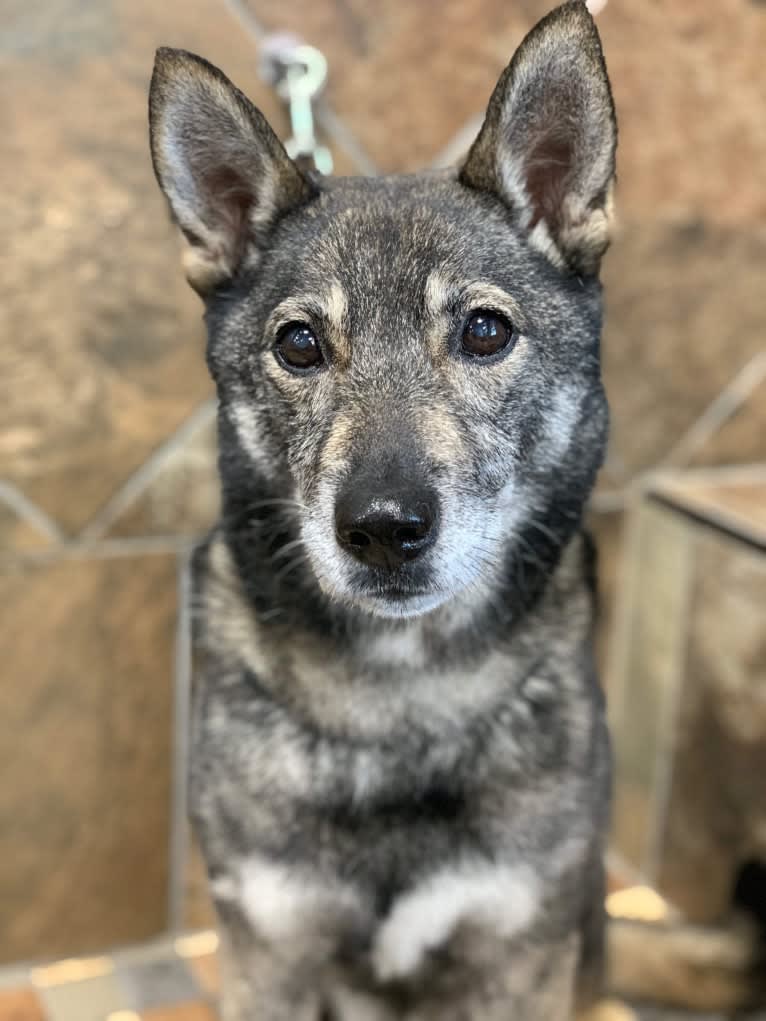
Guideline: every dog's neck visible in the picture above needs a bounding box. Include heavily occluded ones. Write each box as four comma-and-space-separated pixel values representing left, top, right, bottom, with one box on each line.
193, 520, 595, 739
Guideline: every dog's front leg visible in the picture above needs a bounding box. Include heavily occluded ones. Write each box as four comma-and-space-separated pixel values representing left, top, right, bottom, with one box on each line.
370, 861, 582, 1021
210, 860, 366, 1021
400, 934, 581, 1021
213, 905, 322, 1021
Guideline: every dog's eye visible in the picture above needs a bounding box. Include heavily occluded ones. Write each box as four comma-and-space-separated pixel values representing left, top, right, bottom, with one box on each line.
274, 322, 324, 372
461, 311, 514, 358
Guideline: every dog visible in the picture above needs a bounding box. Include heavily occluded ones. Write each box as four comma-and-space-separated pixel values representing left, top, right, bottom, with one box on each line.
149, 3, 618, 1017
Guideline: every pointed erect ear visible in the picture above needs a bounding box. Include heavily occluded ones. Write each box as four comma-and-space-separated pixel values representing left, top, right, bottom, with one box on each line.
149, 48, 317, 294
460, 1, 617, 276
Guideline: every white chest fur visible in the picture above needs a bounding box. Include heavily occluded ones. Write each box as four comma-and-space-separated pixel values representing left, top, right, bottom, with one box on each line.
214, 855, 541, 981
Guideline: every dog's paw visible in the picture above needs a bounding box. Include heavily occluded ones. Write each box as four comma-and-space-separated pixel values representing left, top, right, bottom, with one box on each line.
371, 863, 540, 983
371, 916, 428, 982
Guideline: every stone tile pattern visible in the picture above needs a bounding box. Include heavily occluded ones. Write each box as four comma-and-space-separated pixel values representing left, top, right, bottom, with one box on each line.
142, 1006, 219, 1021
0, 0, 291, 535
0, 504, 54, 553
105, 410, 220, 540
0, 555, 177, 963
0, 945, 221, 1020
117, 960, 202, 1012
1, 943, 757, 1021
39, 973, 127, 1021
2, 0, 765, 980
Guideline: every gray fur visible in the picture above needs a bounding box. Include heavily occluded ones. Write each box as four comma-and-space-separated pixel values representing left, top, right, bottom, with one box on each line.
149, 3, 616, 1018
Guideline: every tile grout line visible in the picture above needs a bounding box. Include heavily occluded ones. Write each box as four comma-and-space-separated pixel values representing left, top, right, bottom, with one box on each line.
167, 552, 194, 934
0, 481, 67, 543
0, 929, 217, 993
427, 113, 484, 171
0, 536, 196, 565
221, 0, 379, 177
77, 399, 218, 544
647, 461, 766, 486
592, 349, 766, 504
660, 349, 766, 469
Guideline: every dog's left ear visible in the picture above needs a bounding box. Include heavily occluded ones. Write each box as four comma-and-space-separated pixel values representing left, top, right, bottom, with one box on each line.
460, 1, 616, 276
149, 48, 317, 295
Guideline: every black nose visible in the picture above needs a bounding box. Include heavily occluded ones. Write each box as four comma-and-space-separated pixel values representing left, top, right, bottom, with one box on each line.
335, 490, 437, 569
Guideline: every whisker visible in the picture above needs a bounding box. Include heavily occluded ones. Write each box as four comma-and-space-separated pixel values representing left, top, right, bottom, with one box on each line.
259, 606, 287, 622
245, 497, 307, 515
269, 537, 306, 563
274, 555, 308, 585
526, 517, 569, 545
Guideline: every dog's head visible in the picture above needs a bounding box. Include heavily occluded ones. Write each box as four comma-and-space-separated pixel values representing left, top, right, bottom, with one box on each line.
149, 2, 616, 621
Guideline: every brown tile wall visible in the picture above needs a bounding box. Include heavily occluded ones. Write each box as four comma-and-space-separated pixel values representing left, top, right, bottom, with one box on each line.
2, 0, 764, 964
0, 554, 177, 962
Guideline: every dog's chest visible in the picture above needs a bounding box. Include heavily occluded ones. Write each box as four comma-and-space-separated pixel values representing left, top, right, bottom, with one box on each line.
195, 644, 556, 823
192, 653, 574, 938
212, 848, 544, 987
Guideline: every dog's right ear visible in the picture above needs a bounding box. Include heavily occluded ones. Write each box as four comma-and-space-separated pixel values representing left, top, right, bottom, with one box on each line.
149, 48, 317, 295
460, 2, 616, 276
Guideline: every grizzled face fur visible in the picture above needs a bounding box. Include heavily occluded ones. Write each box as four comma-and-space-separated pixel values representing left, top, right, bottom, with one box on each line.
149, 2, 616, 620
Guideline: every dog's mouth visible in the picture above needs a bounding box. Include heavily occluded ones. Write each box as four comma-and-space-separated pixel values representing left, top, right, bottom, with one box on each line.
299, 495, 471, 620
353, 586, 450, 619
346, 565, 449, 619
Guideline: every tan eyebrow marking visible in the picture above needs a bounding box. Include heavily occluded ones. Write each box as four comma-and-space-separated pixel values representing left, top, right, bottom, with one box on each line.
458, 282, 523, 322
424, 269, 455, 321
423, 270, 455, 365
266, 280, 351, 367
266, 294, 319, 334
325, 280, 348, 332
423, 272, 525, 363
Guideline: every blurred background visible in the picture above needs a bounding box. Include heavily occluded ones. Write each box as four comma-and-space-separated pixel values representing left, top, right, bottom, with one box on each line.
1, 0, 764, 1018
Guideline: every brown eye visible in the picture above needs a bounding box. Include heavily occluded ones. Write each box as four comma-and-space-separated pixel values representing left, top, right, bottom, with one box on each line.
275, 322, 324, 372
461, 310, 514, 358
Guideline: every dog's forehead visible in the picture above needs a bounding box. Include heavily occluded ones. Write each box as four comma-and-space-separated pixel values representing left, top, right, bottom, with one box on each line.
252, 173, 593, 353
279, 175, 525, 307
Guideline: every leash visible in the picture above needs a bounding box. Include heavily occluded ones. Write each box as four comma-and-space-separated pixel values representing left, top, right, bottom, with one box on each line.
255, 2, 608, 175
258, 34, 333, 174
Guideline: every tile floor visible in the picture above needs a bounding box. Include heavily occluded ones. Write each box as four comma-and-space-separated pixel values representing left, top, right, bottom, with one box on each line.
1, 931, 763, 1021
0, 933, 220, 1021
